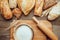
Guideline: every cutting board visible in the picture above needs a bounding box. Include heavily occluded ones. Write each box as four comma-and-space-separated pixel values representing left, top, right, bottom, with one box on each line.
10, 20, 52, 40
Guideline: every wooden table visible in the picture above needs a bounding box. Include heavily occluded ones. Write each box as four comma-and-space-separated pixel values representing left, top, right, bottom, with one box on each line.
0, 0, 60, 40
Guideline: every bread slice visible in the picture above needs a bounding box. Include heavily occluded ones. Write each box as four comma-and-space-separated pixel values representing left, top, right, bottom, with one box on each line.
43, 0, 57, 10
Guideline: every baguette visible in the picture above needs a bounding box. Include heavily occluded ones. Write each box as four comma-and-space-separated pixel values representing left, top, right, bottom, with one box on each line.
34, 0, 44, 16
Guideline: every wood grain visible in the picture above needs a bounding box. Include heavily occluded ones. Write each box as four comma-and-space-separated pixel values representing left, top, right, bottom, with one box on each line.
10, 20, 52, 40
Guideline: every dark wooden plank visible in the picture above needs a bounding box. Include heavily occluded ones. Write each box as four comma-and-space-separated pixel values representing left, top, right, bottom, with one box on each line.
0, 35, 10, 40
53, 25, 60, 40
0, 21, 10, 28
0, 28, 10, 40
0, 28, 10, 35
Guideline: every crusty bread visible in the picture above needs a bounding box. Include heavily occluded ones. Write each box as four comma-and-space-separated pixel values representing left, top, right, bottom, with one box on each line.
12, 8, 22, 19
48, 2, 60, 20
43, 0, 57, 10
9, 0, 17, 8
34, 0, 44, 16
0, 0, 13, 19
17, 0, 35, 15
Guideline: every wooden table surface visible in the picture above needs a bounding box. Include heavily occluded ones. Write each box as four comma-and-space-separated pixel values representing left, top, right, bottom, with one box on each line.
0, 0, 60, 40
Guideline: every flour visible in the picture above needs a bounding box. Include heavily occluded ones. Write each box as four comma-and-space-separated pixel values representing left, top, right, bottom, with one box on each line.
14, 25, 33, 40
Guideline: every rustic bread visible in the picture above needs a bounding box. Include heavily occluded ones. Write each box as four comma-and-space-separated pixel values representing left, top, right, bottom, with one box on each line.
9, 0, 17, 8
43, 0, 57, 10
34, 0, 44, 16
48, 2, 60, 20
17, 0, 35, 15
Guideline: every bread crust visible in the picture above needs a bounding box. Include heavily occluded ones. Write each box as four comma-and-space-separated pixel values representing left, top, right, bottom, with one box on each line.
0, 0, 13, 19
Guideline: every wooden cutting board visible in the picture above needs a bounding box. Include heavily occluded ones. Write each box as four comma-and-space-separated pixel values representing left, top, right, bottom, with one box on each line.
10, 20, 52, 40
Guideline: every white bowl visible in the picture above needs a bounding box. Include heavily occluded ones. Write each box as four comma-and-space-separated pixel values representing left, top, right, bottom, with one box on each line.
13, 23, 34, 40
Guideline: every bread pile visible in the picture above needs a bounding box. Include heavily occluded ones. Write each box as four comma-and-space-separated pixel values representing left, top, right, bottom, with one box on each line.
0, 0, 60, 20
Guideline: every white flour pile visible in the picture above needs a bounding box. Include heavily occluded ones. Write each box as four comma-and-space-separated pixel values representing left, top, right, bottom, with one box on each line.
14, 25, 33, 40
